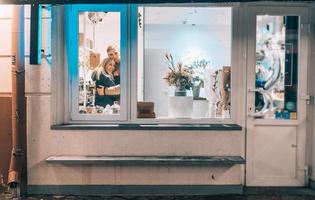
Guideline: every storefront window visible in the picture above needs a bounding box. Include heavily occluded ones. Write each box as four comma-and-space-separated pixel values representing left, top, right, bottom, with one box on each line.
255, 15, 299, 120
137, 7, 232, 119
78, 11, 121, 115
67, 5, 127, 121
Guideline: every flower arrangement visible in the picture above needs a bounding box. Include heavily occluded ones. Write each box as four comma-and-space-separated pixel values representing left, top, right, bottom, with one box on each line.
163, 53, 193, 92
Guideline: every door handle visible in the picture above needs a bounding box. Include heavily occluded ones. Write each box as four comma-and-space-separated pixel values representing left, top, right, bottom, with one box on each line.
248, 88, 273, 117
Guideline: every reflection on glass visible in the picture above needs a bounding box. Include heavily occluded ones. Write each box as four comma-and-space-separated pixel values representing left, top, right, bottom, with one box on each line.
78, 12, 121, 115
255, 16, 298, 120
137, 7, 232, 119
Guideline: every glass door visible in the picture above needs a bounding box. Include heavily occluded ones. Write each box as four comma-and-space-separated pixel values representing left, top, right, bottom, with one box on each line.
246, 6, 309, 186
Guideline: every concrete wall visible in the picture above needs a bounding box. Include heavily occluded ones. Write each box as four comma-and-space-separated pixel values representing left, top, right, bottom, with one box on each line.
23, 5, 244, 187
16, 3, 315, 189
3, 3, 315, 190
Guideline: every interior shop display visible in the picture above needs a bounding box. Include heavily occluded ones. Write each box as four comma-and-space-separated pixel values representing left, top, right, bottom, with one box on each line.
206, 67, 231, 118
163, 53, 193, 96
138, 7, 232, 119
77, 11, 121, 115
163, 52, 231, 119
217, 66, 231, 117
255, 15, 298, 120
89, 52, 100, 69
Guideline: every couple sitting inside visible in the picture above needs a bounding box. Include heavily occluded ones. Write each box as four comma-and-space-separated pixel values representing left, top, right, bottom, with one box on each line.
92, 45, 120, 107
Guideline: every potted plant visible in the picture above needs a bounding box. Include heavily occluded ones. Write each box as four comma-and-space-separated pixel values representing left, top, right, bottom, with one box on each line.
188, 59, 209, 98
163, 53, 193, 96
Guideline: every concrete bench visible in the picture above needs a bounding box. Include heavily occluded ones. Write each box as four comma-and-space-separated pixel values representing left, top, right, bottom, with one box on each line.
46, 155, 245, 165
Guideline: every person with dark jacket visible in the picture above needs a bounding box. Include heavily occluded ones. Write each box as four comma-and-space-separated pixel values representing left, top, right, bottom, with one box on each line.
94, 58, 120, 107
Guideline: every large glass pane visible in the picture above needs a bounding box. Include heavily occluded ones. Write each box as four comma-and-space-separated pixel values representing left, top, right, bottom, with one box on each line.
78, 11, 121, 115
255, 15, 299, 120
137, 7, 232, 119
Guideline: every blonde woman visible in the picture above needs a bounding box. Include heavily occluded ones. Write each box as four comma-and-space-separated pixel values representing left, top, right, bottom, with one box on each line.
95, 58, 120, 107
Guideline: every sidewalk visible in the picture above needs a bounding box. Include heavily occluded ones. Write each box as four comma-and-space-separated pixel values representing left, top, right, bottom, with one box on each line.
22, 194, 315, 200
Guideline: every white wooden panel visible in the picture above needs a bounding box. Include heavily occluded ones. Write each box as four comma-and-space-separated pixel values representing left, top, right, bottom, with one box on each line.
0, 19, 12, 55
41, 18, 52, 56
24, 5, 30, 19
24, 5, 51, 20
0, 58, 12, 92
0, 5, 12, 18
253, 126, 296, 179
24, 19, 30, 56
25, 18, 51, 56
42, 6, 52, 18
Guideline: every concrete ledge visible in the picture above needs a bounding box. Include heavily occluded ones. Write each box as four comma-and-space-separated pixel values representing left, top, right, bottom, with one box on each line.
27, 185, 243, 196
46, 155, 246, 165
51, 124, 242, 131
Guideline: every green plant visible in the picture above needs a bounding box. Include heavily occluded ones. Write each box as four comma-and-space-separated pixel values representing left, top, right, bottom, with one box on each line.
188, 59, 209, 88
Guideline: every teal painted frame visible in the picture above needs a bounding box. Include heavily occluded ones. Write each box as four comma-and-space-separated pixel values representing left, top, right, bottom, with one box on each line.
65, 4, 128, 121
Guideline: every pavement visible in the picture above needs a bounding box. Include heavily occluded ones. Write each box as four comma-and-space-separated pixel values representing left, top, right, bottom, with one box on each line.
20, 194, 315, 200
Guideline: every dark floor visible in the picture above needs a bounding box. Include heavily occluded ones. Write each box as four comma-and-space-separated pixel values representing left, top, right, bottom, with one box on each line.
2, 188, 315, 200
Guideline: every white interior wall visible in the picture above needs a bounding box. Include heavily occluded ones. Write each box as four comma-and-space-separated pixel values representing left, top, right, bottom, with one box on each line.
79, 12, 120, 60
145, 24, 231, 68
144, 49, 169, 117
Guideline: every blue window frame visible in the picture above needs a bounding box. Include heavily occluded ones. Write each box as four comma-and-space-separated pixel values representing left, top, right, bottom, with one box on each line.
66, 4, 128, 121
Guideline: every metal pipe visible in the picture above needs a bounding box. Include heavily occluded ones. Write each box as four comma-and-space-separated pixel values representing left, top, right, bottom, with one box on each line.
8, 5, 26, 195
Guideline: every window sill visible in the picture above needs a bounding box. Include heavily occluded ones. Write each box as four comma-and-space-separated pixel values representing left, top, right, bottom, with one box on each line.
51, 124, 242, 131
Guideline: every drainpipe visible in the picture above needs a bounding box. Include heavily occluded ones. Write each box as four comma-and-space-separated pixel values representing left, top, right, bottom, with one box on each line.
8, 5, 26, 196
